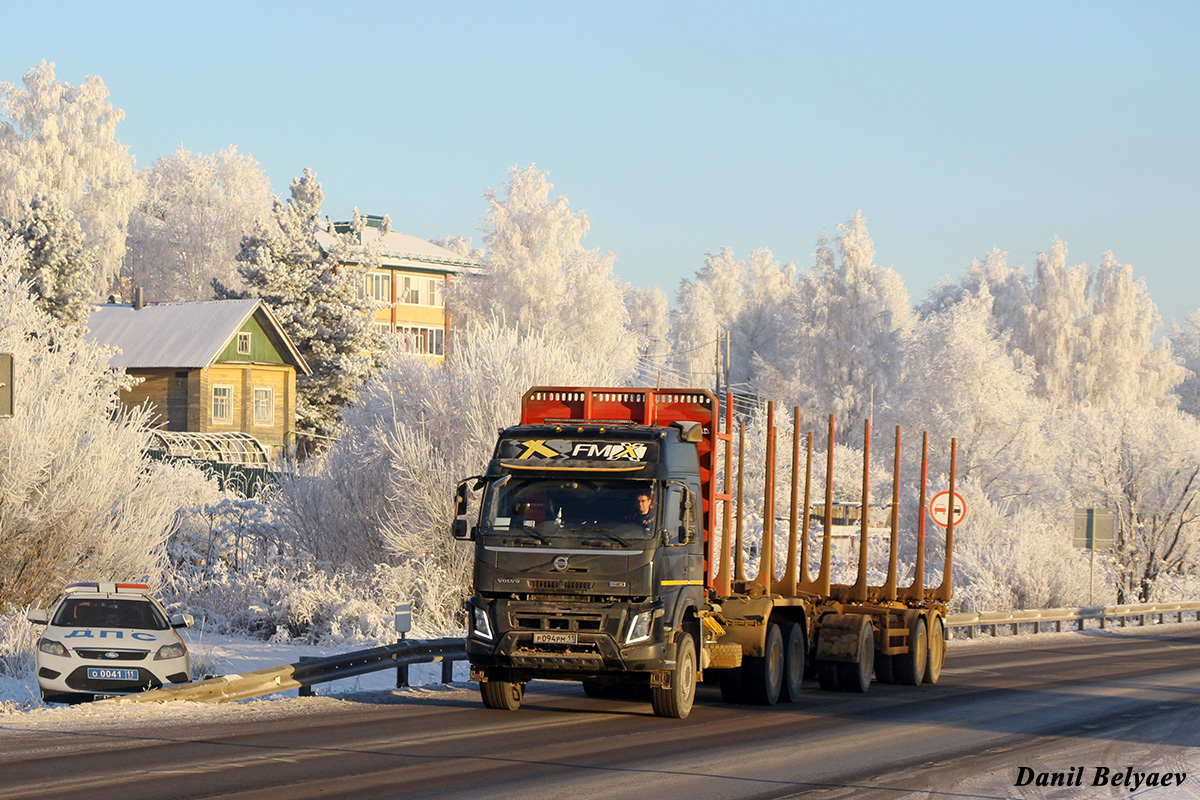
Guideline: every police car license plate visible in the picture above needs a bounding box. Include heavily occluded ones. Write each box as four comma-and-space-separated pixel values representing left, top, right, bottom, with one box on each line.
532, 632, 577, 645
87, 667, 139, 681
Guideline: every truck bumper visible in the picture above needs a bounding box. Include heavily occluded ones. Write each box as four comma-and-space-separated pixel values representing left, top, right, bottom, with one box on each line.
466, 596, 670, 679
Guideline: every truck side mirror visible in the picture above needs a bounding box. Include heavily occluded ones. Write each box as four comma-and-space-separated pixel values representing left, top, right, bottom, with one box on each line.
27, 609, 48, 625
452, 516, 473, 540
454, 482, 470, 517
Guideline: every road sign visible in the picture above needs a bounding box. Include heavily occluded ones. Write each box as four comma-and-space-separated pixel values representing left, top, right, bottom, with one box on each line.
0, 353, 11, 418
929, 490, 966, 527
1073, 508, 1114, 551
395, 603, 412, 636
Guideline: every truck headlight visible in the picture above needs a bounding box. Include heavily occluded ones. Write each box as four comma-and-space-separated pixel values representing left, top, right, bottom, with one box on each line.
624, 611, 653, 645
471, 606, 494, 640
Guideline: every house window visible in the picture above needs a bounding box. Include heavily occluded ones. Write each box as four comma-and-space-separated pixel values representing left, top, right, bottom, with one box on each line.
397, 326, 446, 356
399, 276, 443, 308
253, 387, 274, 426
364, 272, 391, 302
237, 332, 251, 355
212, 385, 233, 423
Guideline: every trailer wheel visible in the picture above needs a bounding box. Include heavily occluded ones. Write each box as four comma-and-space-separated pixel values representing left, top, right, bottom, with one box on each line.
651, 633, 697, 718
817, 661, 841, 691
718, 668, 744, 704
743, 622, 784, 705
480, 676, 524, 711
924, 616, 945, 684
781, 622, 805, 703
893, 616, 928, 686
835, 622, 874, 693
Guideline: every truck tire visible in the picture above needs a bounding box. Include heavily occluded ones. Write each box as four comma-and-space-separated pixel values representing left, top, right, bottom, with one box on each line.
651, 632, 697, 719
893, 616, 927, 686
718, 668, 744, 704
743, 622, 784, 705
480, 677, 524, 710
923, 616, 945, 684
816, 661, 841, 691
835, 621, 874, 693
781, 622, 804, 703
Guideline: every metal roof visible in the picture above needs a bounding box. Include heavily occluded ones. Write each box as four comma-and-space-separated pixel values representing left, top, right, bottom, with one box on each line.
86, 299, 311, 374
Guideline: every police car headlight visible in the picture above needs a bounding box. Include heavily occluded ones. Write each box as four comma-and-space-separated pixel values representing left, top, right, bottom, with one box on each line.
624, 611, 653, 645
471, 606, 494, 641
154, 643, 186, 660
38, 638, 68, 657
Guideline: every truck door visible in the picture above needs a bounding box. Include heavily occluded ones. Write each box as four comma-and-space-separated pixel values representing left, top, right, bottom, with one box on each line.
660, 483, 703, 588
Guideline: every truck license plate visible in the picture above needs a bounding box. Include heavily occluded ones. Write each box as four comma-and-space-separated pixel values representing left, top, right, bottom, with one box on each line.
532, 632, 577, 645
87, 667, 139, 681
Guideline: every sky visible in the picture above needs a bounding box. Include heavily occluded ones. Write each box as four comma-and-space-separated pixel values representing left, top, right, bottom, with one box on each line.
5, 1, 1199, 326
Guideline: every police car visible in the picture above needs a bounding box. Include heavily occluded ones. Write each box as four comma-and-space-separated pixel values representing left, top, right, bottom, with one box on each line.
26, 582, 193, 703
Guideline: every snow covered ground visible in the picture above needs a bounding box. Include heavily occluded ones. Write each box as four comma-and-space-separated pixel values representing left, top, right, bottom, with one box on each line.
0, 627, 473, 724
5, 622, 1198, 733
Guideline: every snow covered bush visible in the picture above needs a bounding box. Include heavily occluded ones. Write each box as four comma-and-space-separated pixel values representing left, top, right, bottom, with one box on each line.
0, 273, 217, 606
266, 317, 628, 633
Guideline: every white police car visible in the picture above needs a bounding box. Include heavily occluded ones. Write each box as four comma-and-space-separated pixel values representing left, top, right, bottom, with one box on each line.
26, 582, 193, 703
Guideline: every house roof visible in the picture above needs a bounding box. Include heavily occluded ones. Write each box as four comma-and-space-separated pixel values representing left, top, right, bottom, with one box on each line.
316, 221, 482, 273
86, 299, 311, 374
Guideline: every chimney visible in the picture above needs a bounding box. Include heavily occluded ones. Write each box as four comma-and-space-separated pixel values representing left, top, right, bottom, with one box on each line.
134, 287, 145, 310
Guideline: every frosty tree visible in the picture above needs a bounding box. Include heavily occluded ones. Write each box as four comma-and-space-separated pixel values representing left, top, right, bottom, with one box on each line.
1170, 309, 1200, 419
759, 214, 912, 433
0, 61, 139, 293
670, 247, 794, 390
1, 194, 94, 325
215, 168, 381, 440
124, 146, 272, 301
453, 165, 638, 380
0, 272, 214, 606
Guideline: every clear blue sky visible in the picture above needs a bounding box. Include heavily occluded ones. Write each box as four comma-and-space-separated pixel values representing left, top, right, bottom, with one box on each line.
7, 1, 1199, 325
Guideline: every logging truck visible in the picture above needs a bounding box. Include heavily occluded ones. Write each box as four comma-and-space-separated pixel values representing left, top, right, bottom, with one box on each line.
452, 387, 958, 718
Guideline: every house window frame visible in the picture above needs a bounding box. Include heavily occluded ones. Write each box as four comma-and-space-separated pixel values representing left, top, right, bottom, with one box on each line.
236, 332, 251, 355
253, 386, 274, 426
212, 384, 234, 424
365, 271, 392, 303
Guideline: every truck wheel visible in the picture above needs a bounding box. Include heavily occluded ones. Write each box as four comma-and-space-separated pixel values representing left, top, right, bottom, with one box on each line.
816, 661, 841, 691
651, 633, 697, 718
480, 677, 524, 710
835, 621, 874, 693
718, 668, 744, 704
743, 622, 784, 705
924, 617, 945, 684
781, 622, 805, 703
893, 616, 927, 686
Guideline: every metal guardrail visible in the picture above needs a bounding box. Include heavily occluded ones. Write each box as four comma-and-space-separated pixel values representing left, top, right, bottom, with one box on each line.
100, 637, 466, 705
945, 601, 1200, 639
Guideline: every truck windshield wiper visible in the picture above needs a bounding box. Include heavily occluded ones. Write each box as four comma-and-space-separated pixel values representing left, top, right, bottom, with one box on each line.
573, 528, 630, 547
508, 527, 550, 545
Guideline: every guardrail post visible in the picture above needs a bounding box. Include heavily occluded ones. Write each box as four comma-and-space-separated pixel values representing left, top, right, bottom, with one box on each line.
299, 656, 316, 697
441, 658, 454, 683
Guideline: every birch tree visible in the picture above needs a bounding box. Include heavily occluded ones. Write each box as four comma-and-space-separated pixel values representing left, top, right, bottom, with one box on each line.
0, 61, 139, 293
124, 146, 272, 301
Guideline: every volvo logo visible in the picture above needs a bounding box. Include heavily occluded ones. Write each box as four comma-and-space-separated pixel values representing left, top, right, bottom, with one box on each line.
553, 555, 570, 572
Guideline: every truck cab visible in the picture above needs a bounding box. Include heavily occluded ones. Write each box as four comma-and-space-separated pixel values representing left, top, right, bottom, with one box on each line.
455, 420, 706, 713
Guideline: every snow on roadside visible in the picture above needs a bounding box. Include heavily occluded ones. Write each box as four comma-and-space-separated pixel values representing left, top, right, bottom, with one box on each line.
0, 627, 473, 726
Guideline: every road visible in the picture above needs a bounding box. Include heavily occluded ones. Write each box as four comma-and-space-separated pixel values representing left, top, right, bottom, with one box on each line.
2, 626, 1198, 800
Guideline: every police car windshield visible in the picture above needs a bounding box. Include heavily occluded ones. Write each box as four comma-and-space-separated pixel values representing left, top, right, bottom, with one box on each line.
52, 598, 169, 630
483, 477, 656, 541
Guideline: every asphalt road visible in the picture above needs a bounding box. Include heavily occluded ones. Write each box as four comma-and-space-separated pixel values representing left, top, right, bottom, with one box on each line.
2, 626, 1199, 800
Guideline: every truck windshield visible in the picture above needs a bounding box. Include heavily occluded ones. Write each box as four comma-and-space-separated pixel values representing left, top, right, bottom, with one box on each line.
482, 477, 657, 542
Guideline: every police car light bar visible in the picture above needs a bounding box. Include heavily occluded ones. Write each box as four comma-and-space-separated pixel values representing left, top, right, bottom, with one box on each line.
63, 581, 151, 594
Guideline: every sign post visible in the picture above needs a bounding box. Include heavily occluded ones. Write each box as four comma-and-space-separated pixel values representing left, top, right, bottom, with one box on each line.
1073, 508, 1114, 605
395, 602, 412, 688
